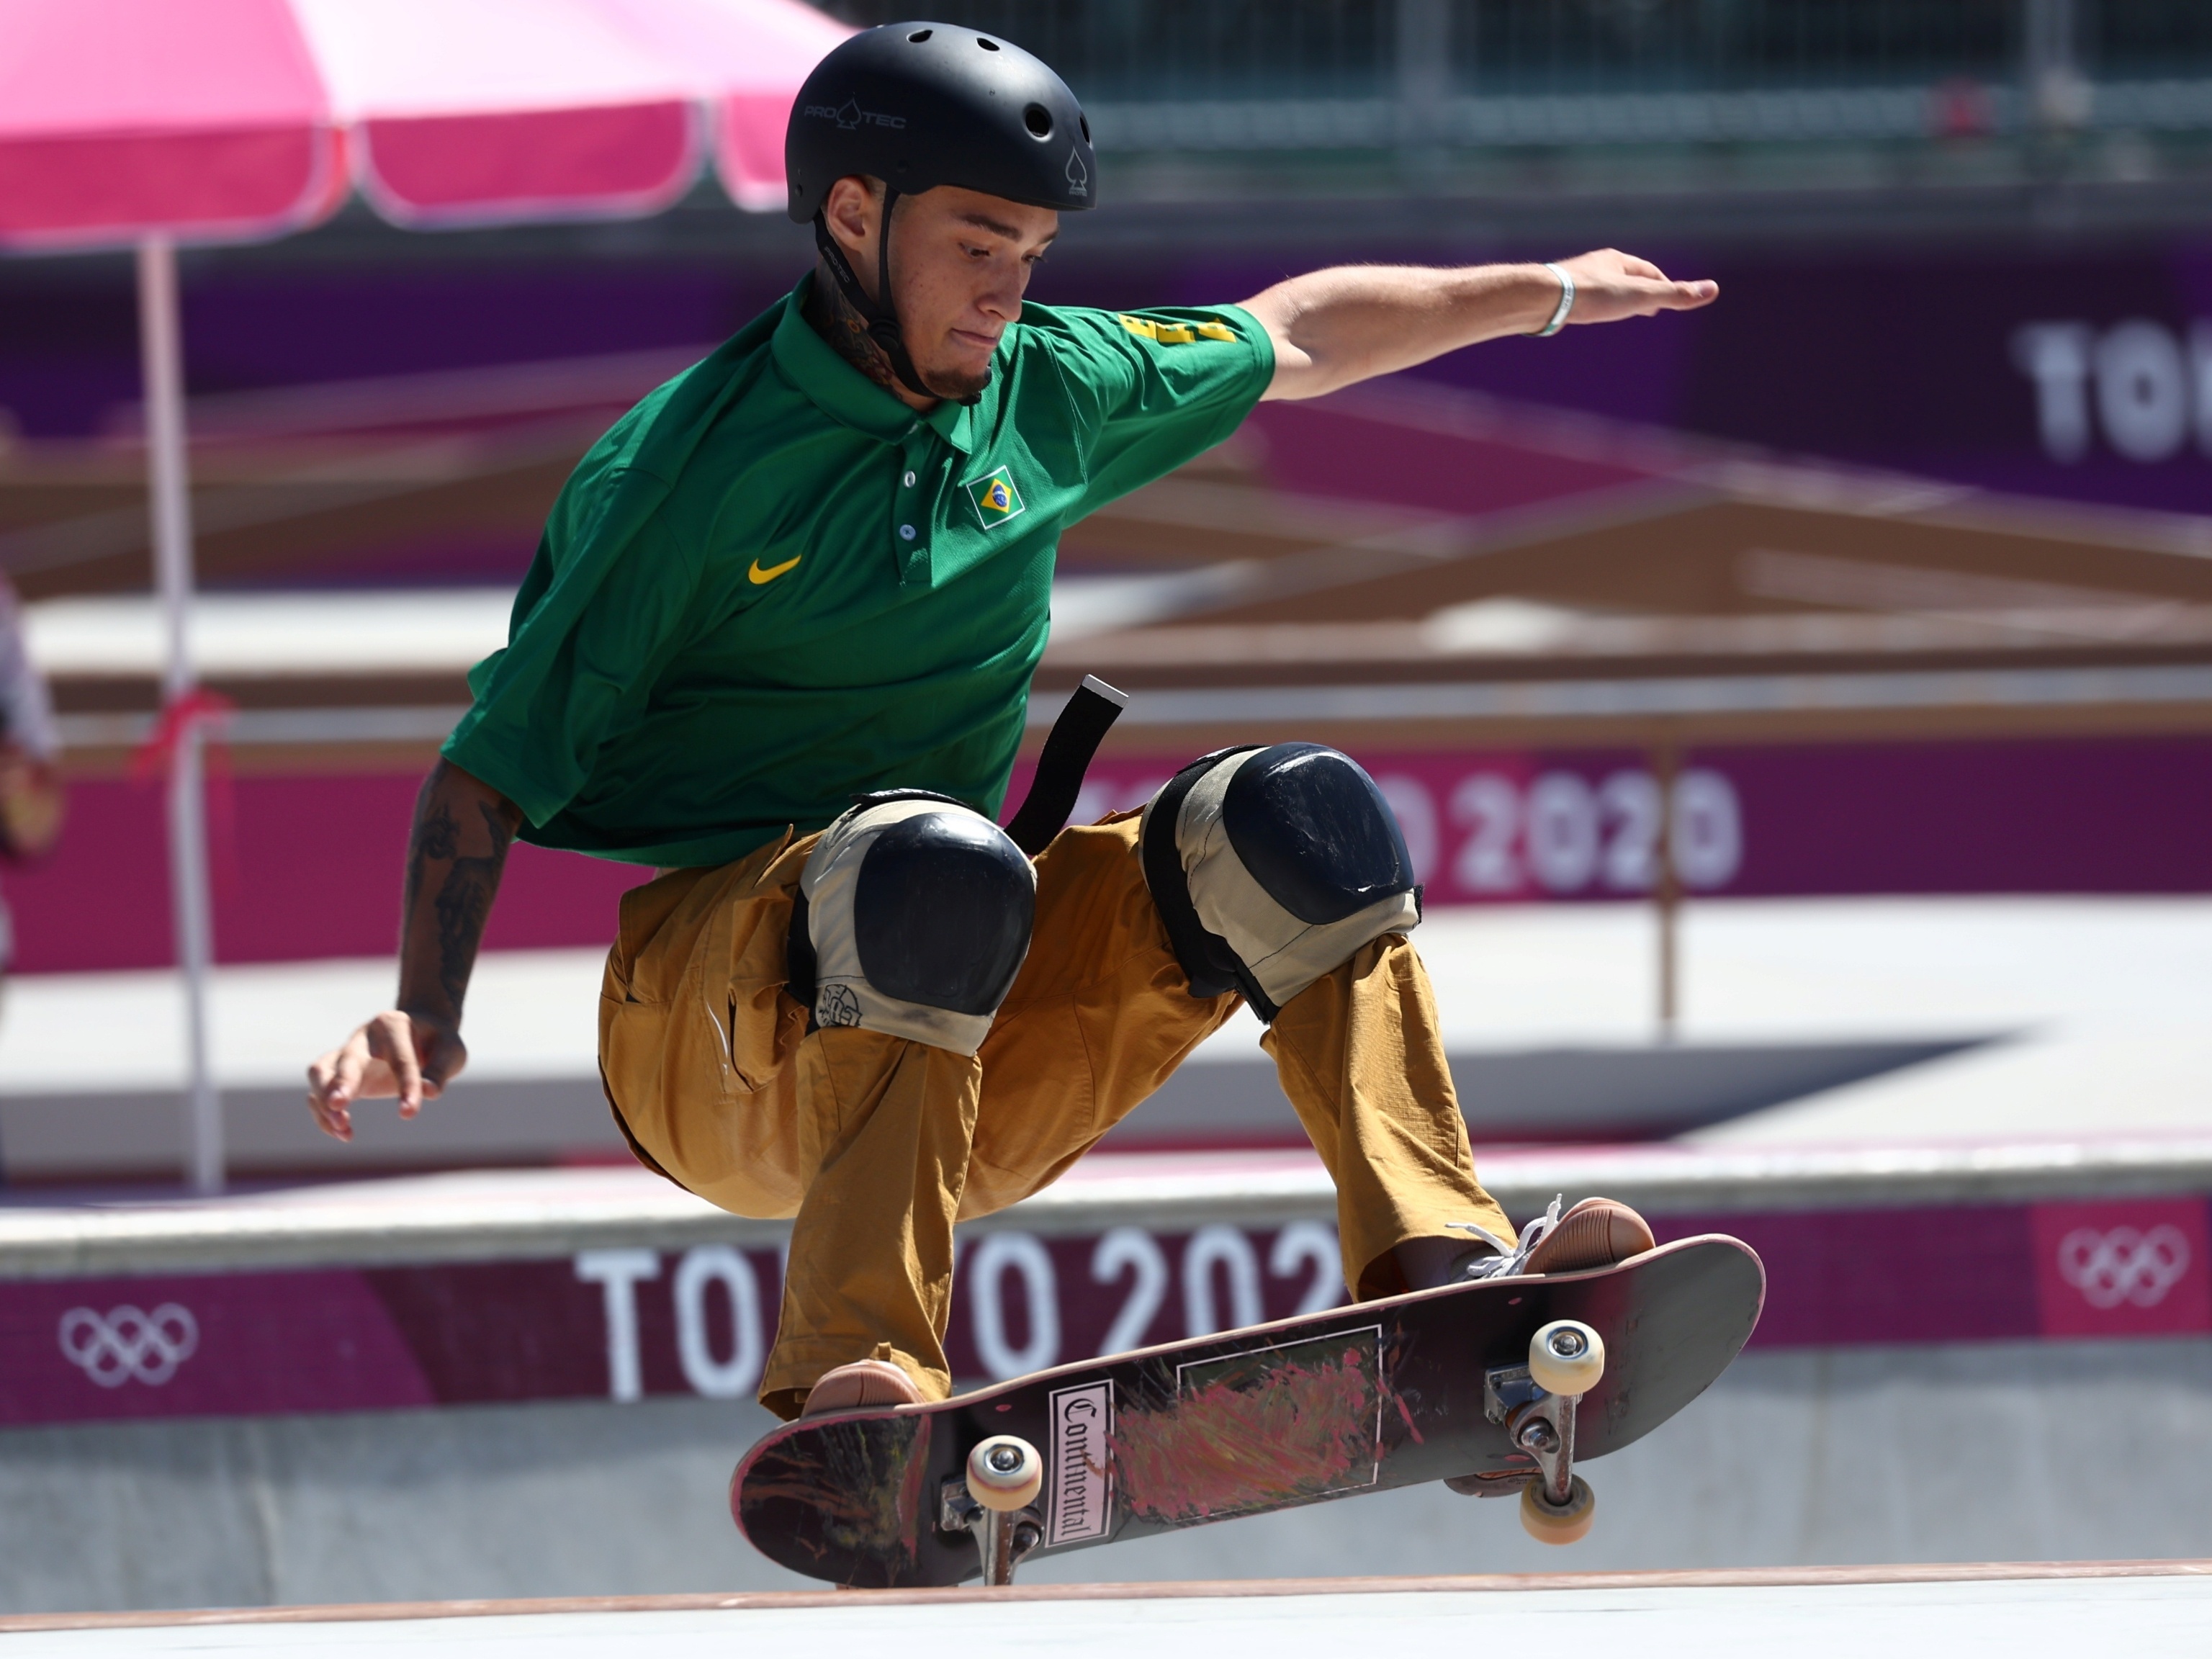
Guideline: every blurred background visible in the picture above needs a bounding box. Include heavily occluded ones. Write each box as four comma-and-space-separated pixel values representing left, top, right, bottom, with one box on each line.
1, 0, 2211, 1617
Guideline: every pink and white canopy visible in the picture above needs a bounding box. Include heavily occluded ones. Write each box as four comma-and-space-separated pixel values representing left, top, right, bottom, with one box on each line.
0, 0, 850, 251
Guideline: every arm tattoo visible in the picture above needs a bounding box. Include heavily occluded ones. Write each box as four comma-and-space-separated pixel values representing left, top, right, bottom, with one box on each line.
804, 254, 899, 392
429, 801, 515, 1014
402, 785, 459, 925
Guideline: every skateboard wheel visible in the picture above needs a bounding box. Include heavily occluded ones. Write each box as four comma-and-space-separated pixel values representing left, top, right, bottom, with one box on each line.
1528, 1320, 1604, 1396
967, 1435, 1043, 1512
1519, 1476, 1596, 1545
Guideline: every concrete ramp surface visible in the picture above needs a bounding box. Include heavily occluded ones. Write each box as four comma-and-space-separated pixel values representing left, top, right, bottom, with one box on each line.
3, 1568, 2206, 1658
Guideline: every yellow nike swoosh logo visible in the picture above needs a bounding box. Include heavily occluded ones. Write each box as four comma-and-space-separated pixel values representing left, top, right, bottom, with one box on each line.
748, 554, 802, 585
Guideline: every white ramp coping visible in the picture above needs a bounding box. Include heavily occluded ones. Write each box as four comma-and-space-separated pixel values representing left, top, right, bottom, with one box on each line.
1, 1564, 2206, 1654
6, 899, 2210, 1146
0, 896, 2195, 1090
23, 590, 518, 680
4, 1137, 2212, 1280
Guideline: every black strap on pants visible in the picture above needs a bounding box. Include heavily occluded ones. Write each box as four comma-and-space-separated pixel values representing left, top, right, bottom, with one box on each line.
1004, 675, 1128, 857
783, 678, 1125, 1030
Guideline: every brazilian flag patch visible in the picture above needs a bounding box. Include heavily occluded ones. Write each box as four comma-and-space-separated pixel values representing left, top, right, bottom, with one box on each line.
1119, 313, 1238, 345
964, 465, 1027, 529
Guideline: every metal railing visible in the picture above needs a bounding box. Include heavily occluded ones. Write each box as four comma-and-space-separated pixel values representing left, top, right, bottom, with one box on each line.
807, 0, 2212, 150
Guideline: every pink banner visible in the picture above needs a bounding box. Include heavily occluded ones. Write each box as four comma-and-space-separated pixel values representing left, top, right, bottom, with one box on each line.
0, 771, 647, 974
1015, 735, 2212, 906
7, 736, 2208, 975
2, 1200, 2203, 1429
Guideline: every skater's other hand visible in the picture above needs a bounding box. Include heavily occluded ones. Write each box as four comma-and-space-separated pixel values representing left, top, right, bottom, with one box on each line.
1548, 248, 1717, 325
305, 1012, 467, 1142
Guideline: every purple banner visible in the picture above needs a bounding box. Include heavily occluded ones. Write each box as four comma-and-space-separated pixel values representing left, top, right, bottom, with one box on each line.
7, 735, 2206, 975
1020, 735, 2212, 904
0, 770, 647, 975
11, 243, 2212, 520
3, 1201, 2205, 1429
13, 242, 2212, 523
1165, 241, 2212, 519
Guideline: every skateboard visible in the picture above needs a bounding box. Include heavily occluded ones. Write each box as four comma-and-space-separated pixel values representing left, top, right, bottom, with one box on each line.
732, 1233, 1763, 1588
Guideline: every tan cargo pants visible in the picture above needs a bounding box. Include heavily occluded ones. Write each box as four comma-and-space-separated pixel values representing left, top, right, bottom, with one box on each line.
598, 811, 1514, 1419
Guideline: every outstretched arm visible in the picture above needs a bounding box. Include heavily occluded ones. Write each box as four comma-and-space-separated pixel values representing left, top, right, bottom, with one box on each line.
305, 759, 522, 1141
1243, 249, 1717, 403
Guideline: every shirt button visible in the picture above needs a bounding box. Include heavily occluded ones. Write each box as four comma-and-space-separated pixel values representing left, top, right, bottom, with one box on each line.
899, 523, 917, 541
903, 470, 917, 487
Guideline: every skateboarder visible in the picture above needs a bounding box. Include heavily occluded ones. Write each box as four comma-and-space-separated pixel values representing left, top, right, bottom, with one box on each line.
307, 24, 1715, 1420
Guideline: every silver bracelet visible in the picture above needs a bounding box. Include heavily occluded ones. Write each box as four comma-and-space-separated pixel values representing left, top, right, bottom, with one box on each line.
1527, 262, 1575, 338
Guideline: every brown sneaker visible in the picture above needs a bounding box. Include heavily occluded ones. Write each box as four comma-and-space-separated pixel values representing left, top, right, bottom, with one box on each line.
1520, 1197, 1655, 1276
800, 1358, 925, 1417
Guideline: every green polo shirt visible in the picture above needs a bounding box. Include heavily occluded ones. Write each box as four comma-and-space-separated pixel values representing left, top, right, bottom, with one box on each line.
442, 276, 1274, 868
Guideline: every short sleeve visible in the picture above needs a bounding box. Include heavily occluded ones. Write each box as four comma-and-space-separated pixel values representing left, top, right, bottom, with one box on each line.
1028, 302, 1274, 518
442, 460, 703, 830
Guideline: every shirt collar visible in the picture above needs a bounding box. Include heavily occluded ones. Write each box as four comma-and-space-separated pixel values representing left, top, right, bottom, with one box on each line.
772, 274, 976, 455
924, 392, 973, 454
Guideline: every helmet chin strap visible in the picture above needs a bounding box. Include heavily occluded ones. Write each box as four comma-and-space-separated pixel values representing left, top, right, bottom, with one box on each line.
811, 189, 985, 407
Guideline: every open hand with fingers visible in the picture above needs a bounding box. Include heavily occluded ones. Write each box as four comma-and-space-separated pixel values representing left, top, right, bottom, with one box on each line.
306, 1011, 467, 1142
303, 760, 516, 1146
1244, 245, 1715, 400
1550, 248, 1719, 325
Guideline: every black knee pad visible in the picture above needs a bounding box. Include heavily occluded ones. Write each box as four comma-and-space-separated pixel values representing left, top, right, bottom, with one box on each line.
1139, 744, 1419, 1020
793, 792, 1035, 1056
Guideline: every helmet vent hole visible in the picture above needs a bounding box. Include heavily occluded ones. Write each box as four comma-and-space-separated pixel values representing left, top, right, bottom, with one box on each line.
1079, 114, 1091, 142
1023, 103, 1052, 138
976, 35, 999, 50
907, 27, 931, 42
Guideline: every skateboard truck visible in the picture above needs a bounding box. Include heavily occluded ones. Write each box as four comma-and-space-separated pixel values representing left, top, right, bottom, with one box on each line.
939, 1435, 1044, 1586
1477, 1318, 1604, 1544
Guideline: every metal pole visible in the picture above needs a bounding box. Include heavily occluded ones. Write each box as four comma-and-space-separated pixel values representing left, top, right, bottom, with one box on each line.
1653, 732, 1680, 1043
1396, 0, 1449, 176
2023, 0, 2085, 132
136, 235, 222, 1195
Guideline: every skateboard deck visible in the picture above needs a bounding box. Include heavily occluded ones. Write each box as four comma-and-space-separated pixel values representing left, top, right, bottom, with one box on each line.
732, 1233, 1764, 1587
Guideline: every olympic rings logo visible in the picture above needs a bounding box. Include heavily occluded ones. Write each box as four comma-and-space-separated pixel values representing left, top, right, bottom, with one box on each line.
57, 1304, 200, 1388
2055, 1226, 2192, 1310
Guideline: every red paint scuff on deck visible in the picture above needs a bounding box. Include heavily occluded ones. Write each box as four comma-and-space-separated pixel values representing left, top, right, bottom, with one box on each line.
1111, 1340, 1380, 1525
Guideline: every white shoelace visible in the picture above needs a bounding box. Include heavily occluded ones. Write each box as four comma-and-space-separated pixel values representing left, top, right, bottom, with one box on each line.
1448, 1193, 1563, 1281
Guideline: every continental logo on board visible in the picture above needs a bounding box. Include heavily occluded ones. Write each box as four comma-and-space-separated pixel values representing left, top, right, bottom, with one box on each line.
1046, 1381, 1112, 1546
1118, 314, 1237, 345
964, 466, 1026, 529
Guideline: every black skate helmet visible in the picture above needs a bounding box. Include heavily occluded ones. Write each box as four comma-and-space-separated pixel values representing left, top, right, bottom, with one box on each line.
786, 22, 1097, 400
